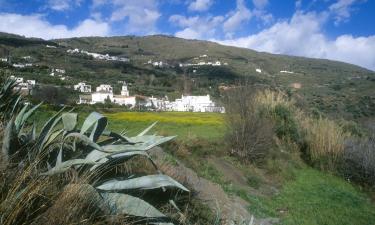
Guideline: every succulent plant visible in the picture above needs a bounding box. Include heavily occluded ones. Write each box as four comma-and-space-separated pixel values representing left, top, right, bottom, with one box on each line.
1, 78, 189, 224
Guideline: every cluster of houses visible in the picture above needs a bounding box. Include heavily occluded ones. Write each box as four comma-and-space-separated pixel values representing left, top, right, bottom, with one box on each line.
179, 54, 228, 67
280, 70, 295, 74
77, 83, 136, 107
50, 68, 70, 80
179, 61, 225, 67
76, 82, 224, 113
12, 63, 33, 68
9, 76, 36, 94
67, 48, 130, 62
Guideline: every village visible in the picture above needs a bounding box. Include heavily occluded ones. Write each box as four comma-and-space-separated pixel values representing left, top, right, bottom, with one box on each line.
75, 82, 225, 113
8, 76, 225, 113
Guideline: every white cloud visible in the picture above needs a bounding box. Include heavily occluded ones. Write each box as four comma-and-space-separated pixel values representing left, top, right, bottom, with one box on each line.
47, 0, 83, 11
223, 0, 252, 34
295, 0, 303, 9
188, 0, 213, 12
170, 14, 224, 39
252, 0, 268, 9
93, 0, 160, 34
216, 11, 375, 70
0, 13, 110, 39
329, 0, 364, 25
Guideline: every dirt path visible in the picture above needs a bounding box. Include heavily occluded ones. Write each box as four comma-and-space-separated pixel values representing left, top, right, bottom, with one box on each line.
150, 147, 278, 225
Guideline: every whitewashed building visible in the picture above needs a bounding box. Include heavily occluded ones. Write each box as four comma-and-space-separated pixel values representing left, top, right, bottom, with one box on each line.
74, 82, 92, 93
121, 83, 129, 96
10, 76, 36, 92
96, 84, 113, 93
167, 95, 224, 113
79, 83, 135, 108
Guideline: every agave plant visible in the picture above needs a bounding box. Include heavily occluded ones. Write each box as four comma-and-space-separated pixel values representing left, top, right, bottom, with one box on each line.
0, 77, 24, 123
1, 96, 189, 224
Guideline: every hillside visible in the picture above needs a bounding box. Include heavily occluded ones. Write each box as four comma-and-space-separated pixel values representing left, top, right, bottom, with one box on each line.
0, 32, 374, 119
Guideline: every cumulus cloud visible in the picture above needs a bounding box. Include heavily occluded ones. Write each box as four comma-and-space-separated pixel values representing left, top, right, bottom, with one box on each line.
188, 0, 213, 12
93, 0, 160, 34
47, 0, 83, 11
329, 0, 364, 25
252, 0, 268, 9
223, 0, 252, 34
0, 13, 110, 39
216, 11, 375, 70
170, 14, 224, 39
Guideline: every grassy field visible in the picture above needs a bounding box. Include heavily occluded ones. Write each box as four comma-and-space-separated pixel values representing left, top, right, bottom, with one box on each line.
33, 109, 375, 225
105, 111, 225, 140
248, 168, 375, 225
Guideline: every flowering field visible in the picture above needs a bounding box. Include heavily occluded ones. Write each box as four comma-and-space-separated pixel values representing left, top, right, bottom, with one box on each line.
105, 112, 225, 140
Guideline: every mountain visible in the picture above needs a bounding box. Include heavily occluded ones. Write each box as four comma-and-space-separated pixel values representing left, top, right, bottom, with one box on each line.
0, 32, 374, 119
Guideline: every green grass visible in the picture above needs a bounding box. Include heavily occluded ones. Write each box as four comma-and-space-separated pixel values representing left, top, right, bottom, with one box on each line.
248, 168, 375, 225
105, 111, 225, 140
33, 109, 225, 140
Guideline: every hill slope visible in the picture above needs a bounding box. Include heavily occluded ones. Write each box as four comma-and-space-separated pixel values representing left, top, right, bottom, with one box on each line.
0, 33, 374, 119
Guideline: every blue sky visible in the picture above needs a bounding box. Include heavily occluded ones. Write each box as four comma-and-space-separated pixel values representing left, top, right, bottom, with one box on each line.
0, 0, 374, 70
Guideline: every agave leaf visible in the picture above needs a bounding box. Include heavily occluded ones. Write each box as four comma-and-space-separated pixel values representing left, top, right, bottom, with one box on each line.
62, 113, 78, 131
80, 112, 107, 142
41, 159, 101, 175
88, 151, 153, 171
20, 102, 42, 126
137, 121, 158, 136
14, 104, 28, 131
102, 136, 176, 153
1, 118, 15, 164
44, 129, 64, 149
64, 133, 104, 152
100, 192, 167, 218
96, 174, 189, 192
10, 95, 23, 116
31, 122, 36, 141
102, 130, 134, 144
36, 107, 65, 153
85, 149, 109, 162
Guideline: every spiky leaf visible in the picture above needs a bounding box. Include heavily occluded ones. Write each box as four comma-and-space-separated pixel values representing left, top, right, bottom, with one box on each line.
96, 174, 189, 192
62, 113, 78, 131
41, 159, 101, 175
80, 112, 107, 142
100, 192, 167, 218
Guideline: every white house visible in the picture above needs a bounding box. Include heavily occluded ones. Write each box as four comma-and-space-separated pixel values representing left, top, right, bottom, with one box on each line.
91, 92, 114, 104
167, 95, 224, 113
96, 84, 113, 93
256, 68, 262, 73
120, 83, 129, 96
0, 58, 7, 62
74, 82, 92, 93
280, 70, 294, 74
213, 61, 221, 66
13, 64, 25, 68
55, 69, 65, 74
113, 96, 136, 107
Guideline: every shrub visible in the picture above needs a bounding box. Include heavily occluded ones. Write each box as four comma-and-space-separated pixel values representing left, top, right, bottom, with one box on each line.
301, 117, 350, 171
341, 137, 375, 186
224, 86, 274, 163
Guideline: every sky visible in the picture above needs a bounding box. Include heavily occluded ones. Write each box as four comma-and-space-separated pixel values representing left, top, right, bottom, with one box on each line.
0, 0, 374, 71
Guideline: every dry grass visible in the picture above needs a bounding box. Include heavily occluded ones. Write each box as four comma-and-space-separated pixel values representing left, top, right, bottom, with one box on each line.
254, 89, 293, 115
301, 117, 351, 170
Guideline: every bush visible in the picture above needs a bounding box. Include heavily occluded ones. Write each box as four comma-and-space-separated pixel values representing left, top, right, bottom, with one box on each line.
224, 86, 274, 163
301, 117, 350, 171
341, 137, 375, 187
